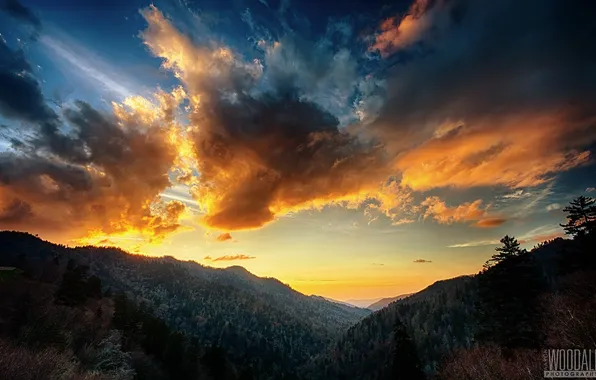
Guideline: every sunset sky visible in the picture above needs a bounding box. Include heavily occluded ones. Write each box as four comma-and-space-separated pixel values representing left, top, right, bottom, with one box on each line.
1, 0, 595, 301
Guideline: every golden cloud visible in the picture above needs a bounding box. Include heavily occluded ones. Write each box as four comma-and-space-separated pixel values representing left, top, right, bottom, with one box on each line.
394, 113, 592, 191
422, 196, 485, 224
139, 6, 398, 231
215, 232, 233, 242
207, 254, 256, 262
0, 93, 188, 247
369, 0, 432, 56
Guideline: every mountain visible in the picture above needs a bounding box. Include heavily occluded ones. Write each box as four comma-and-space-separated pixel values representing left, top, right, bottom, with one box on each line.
303, 275, 476, 379
312, 295, 371, 311
345, 298, 381, 308
0, 231, 369, 379
366, 293, 413, 311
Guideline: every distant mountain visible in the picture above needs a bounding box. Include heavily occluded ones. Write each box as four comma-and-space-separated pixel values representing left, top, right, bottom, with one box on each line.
366, 293, 413, 311
311, 295, 372, 312
345, 298, 381, 308
0, 231, 369, 379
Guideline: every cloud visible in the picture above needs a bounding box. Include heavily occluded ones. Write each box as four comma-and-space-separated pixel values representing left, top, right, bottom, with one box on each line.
0, 40, 188, 245
0, 0, 41, 32
4, 0, 596, 247
139, 6, 394, 231
369, 0, 435, 56
40, 34, 139, 100
421, 196, 485, 224
546, 203, 561, 212
206, 254, 256, 262
473, 218, 507, 228
587, 188, 596, 193
518, 225, 565, 244
448, 239, 501, 248
368, 0, 596, 191
215, 232, 232, 242
204, 255, 212, 260
413, 259, 432, 263
502, 190, 532, 200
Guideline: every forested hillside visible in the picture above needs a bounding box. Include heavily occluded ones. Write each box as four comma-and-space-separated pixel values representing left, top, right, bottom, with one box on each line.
307, 195, 596, 380
0, 232, 368, 379
1, 195, 595, 380
366, 293, 413, 311
303, 275, 476, 378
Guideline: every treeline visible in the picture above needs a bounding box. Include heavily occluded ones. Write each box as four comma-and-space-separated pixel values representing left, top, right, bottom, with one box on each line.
438, 195, 596, 379
0, 195, 594, 380
0, 230, 366, 380
0, 254, 254, 379
307, 195, 596, 380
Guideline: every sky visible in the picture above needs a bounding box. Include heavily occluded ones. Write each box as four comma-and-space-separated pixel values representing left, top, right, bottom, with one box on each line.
1, 0, 595, 302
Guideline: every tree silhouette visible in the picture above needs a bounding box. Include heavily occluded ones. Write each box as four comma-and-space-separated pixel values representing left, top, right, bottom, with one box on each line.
390, 318, 426, 380
560, 196, 596, 237
483, 235, 523, 269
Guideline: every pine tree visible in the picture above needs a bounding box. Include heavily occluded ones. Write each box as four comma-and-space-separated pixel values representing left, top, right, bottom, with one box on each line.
390, 318, 426, 380
483, 235, 524, 269
560, 196, 596, 237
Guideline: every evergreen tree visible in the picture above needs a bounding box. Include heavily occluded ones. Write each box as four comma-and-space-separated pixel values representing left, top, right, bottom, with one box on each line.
390, 318, 425, 380
55, 263, 89, 306
483, 235, 523, 269
560, 196, 596, 237
476, 238, 546, 350
86, 275, 102, 298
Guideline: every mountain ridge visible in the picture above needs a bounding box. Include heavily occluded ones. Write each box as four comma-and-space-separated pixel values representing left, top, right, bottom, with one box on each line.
0, 230, 369, 379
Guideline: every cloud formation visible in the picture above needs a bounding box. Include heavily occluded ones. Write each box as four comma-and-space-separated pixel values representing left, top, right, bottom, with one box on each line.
369, 0, 433, 56
2, 0, 596, 246
139, 6, 392, 230
207, 254, 256, 262
0, 0, 41, 34
413, 259, 432, 264
473, 218, 507, 229
215, 232, 233, 242
368, 0, 596, 191
0, 38, 187, 244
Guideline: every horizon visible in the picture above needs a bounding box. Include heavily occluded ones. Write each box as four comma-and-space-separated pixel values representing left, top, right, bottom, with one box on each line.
1, 0, 595, 301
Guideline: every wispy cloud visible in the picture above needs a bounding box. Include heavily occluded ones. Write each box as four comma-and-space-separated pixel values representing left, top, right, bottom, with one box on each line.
207, 254, 256, 262
413, 259, 432, 263
448, 239, 501, 248
40, 33, 140, 100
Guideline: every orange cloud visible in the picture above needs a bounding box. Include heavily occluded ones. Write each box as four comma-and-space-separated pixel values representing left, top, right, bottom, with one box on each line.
139, 6, 397, 231
369, 0, 432, 57
0, 92, 187, 246
421, 196, 485, 224
208, 254, 256, 262
394, 113, 593, 191
215, 232, 233, 242
473, 218, 507, 228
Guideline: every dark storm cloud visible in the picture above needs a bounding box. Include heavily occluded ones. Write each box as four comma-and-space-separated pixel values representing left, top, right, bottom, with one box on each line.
141, 6, 391, 230
367, 0, 596, 190
0, 79, 184, 240
0, 40, 56, 124
373, 0, 596, 129
0, 0, 41, 29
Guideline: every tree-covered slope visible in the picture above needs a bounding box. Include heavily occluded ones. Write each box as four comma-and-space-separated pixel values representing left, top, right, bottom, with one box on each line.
0, 231, 368, 379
